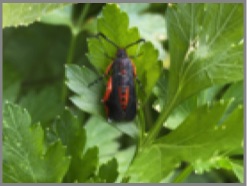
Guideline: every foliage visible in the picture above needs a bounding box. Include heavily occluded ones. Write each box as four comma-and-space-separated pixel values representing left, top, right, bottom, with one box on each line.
3, 3, 68, 28
3, 103, 70, 182
3, 3, 244, 183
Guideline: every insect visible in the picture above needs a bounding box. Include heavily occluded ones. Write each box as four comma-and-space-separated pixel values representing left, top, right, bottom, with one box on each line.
88, 32, 145, 122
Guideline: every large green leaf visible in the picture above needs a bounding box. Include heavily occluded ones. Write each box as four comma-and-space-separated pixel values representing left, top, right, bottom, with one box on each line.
19, 86, 63, 125
84, 116, 122, 163
84, 117, 138, 183
3, 3, 69, 28
51, 109, 98, 183
3, 103, 70, 183
40, 5, 73, 27
167, 3, 243, 104
3, 23, 71, 90
114, 146, 136, 181
84, 116, 137, 182
52, 108, 86, 157
3, 63, 21, 103
147, 3, 244, 144
127, 100, 243, 182
66, 64, 105, 116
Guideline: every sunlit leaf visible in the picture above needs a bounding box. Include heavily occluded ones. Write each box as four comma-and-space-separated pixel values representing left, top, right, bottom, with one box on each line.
3, 3, 69, 28
119, 3, 167, 60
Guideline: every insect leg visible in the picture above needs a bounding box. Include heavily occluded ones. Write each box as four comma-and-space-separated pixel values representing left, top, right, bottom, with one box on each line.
130, 60, 143, 90
88, 62, 113, 87
130, 61, 137, 77
88, 75, 105, 87
105, 62, 113, 75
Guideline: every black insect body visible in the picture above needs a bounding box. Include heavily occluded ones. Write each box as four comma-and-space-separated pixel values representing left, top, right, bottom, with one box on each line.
89, 33, 145, 122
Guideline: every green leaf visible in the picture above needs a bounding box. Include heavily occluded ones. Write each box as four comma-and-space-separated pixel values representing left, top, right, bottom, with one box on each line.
119, 3, 167, 60
3, 3, 69, 28
3, 23, 71, 91
19, 86, 63, 124
120, 3, 149, 13
230, 160, 244, 183
52, 108, 85, 182
52, 108, 86, 157
87, 4, 139, 72
147, 3, 244, 144
193, 157, 243, 183
223, 81, 243, 103
41, 4, 93, 36
3, 103, 70, 183
40, 5, 73, 27
114, 146, 136, 182
84, 116, 137, 182
51, 108, 99, 183
126, 145, 164, 182
78, 147, 99, 182
222, 80, 243, 113
162, 85, 223, 130
87, 3, 160, 100
66, 64, 105, 116
127, 100, 243, 182
3, 63, 21, 103
192, 156, 232, 174
98, 158, 118, 183
167, 4, 243, 104
153, 69, 169, 112
84, 116, 122, 163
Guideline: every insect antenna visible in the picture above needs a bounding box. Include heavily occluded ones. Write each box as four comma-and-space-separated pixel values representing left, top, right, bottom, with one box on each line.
124, 38, 145, 49
96, 32, 119, 49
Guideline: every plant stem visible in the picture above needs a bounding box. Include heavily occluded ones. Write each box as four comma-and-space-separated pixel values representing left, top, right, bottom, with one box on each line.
137, 109, 145, 153
143, 89, 180, 146
61, 33, 77, 103
144, 97, 154, 130
61, 4, 90, 103
77, 4, 90, 29
172, 164, 193, 183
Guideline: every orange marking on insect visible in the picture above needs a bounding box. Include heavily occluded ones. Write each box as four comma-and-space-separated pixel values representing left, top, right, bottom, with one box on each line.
131, 60, 136, 77
118, 87, 129, 110
103, 77, 112, 102
121, 69, 126, 75
105, 62, 113, 75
